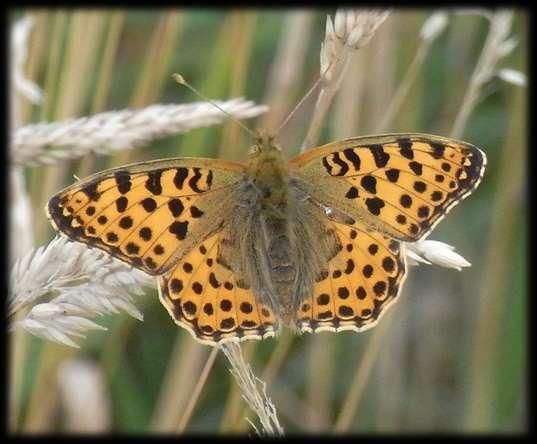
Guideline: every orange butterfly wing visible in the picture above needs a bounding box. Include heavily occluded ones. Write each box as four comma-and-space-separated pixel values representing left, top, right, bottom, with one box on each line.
159, 231, 278, 345
291, 133, 486, 242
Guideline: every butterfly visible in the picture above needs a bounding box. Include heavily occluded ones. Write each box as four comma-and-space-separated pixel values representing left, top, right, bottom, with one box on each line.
46, 132, 486, 346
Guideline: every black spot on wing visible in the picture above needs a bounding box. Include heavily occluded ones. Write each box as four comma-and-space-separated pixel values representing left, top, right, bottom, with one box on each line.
81, 181, 100, 201
116, 196, 128, 213
169, 220, 189, 240
429, 142, 446, 159
343, 148, 361, 171
398, 138, 414, 159
365, 197, 385, 215
369, 144, 389, 168
146, 170, 163, 195
190, 206, 204, 218
360, 175, 377, 194
385, 169, 400, 182
168, 199, 184, 217
346, 186, 360, 199
189, 168, 204, 193
331, 152, 349, 176
174, 168, 189, 189
408, 161, 423, 176
115, 171, 132, 194
206, 170, 213, 188
141, 197, 157, 212
322, 157, 333, 175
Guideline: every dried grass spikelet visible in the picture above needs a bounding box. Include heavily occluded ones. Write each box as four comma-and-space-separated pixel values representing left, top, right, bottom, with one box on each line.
451, 9, 524, 138
12, 100, 268, 167
303, 9, 391, 150
219, 342, 284, 436
404, 240, 471, 271
320, 9, 391, 81
9, 236, 154, 348
376, 11, 449, 132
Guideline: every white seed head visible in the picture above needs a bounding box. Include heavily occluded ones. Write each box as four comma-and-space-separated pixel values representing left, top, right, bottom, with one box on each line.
497, 68, 527, 86
420, 12, 449, 41
405, 240, 471, 271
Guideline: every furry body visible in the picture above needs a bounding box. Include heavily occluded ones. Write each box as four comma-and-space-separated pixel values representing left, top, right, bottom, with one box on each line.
224, 136, 339, 325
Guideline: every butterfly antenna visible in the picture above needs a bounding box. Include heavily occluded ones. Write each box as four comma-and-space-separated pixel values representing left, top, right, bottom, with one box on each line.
173, 73, 257, 139
274, 76, 323, 136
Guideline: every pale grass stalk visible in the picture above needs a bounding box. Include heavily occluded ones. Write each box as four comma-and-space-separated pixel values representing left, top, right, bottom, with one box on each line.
219, 341, 256, 433
464, 80, 525, 431
451, 10, 516, 138
8, 328, 26, 432
11, 15, 42, 128
376, 12, 448, 132
331, 51, 366, 138
260, 333, 294, 388
176, 347, 219, 433
302, 9, 391, 150
58, 359, 111, 432
334, 309, 395, 433
91, 12, 126, 114
115, 12, 183, 166
235, 334, 295, 428
40, 11, 67, 120
19, 12, 48, 124
10, 168, 35, 263
272, 385, 331, 429
34, 12, 112, 234
220, 342, 284, 437
22, 342, 74, 433
177, 13, 239, 156
54, 12, 106, 121
130, 12, 183, 109
10, 15, 42, 259
260, 10, 315, 135
97, 316, 134, 378
76, 11, 126, 180
9, 14, 42, 433
150, 336, 208, 432
364, 16, 396, 132
219, 11, 257, 161
375, 313, 405, 431
306, 334, 333, 431
13, 100, 268, 167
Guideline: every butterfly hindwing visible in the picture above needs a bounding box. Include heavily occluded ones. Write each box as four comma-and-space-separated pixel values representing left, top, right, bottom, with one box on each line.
47, 157, 246, 275
297, 220, 406, 333
291, 133, 486, 242
158, 232, 278, 345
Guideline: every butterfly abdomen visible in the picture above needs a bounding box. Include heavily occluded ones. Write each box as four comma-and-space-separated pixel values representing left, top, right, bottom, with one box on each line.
243, 145, 304, 319
262, 215, 296, 290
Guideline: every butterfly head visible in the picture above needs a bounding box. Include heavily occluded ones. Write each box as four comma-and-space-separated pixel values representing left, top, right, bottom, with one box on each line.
248, 131, 281, 156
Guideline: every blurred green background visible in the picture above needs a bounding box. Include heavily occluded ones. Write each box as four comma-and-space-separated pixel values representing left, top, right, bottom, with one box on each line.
10, 8, 526, 434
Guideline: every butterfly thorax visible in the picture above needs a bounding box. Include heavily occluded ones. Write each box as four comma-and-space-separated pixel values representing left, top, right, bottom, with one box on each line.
247, 137, 289, 207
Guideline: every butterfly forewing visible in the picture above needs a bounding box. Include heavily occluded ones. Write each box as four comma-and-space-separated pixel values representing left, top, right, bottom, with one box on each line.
47, 158, 246, 275
291, 133, 486, 242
